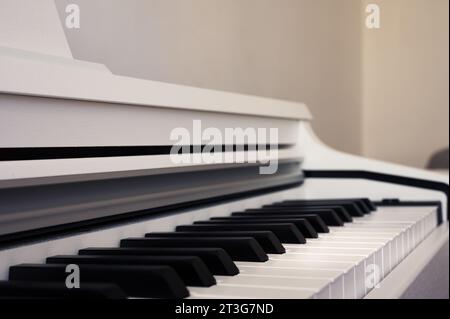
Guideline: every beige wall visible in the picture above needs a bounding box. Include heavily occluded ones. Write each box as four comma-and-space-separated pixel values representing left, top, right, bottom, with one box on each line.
55, 0, 448, 167
362, 0, 449, 167
55, 0, 363, 154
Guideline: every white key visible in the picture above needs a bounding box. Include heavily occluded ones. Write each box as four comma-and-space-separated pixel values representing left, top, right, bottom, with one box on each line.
188, 205, 438, 299
216, 274, 330, 291
189, 284, 315, 299
236, 259, 355, 299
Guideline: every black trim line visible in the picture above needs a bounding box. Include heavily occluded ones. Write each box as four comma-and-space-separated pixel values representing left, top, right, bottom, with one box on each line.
304, 170, 449, 224
0, 144, 291, 161
374, 200, 443, 224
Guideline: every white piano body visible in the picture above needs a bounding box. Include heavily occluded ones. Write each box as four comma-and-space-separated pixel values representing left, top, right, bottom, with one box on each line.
0, 1, 448, 299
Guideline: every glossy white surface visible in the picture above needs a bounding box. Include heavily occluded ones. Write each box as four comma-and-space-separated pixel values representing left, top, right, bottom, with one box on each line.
0, 186, 438, 299
189, 206, 438, 299
0, 1, 447, 300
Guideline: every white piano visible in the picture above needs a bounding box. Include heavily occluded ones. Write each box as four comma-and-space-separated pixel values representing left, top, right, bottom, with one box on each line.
0, 1, 448, 299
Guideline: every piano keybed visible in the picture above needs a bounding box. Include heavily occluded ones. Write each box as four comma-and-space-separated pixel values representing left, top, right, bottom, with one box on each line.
0, 197, 439, 299
1, 2, 448, 300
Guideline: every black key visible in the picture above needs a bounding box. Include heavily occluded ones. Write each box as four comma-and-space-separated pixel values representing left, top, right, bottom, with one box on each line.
244, 209, 343, 226
333, 202, 365, 215
186, 223, 306, 244
380, 198, 401, 205
338, 202, 366, 216
262, 206, 353, 223
312, 198, 376, 214
146, 231, 285, 254
120, 237, 268, 262
345, 199, 371, 214
46, 255, 215, 287
355, 198, 377, 211
322, 206, 353, 221
264, 204, 354, 221
79, 247, 239, 276
208, 218, 318, 239
9, 263, 189, 298
0, 281, 126, 299
273, 200, 363, 217
232, 212, 329, 233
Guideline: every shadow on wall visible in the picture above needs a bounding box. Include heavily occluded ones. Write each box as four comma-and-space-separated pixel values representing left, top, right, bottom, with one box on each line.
427, 148, 449, 170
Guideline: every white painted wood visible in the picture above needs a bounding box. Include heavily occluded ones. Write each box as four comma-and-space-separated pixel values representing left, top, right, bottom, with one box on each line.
0, 48, 311, 120
297, 119, 448, 220
0, 1, 311, 120
299, 122, 449, 186
0, 93, 299, 148
0, 0, 72, 58
0, 1, 448, 300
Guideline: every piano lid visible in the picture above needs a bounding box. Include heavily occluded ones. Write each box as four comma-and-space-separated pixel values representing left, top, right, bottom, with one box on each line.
0, 0, 72, 58
0, 0, 311, 121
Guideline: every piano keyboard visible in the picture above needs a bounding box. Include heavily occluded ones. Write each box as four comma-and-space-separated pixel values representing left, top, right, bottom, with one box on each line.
1, 4, 447, 300
0, 198, 439, 299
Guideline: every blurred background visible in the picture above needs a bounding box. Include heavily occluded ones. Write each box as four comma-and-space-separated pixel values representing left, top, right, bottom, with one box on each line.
55, 0, 449, 170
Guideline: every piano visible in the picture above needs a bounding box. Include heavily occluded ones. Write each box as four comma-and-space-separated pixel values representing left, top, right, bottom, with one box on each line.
0, 1, 448, 299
